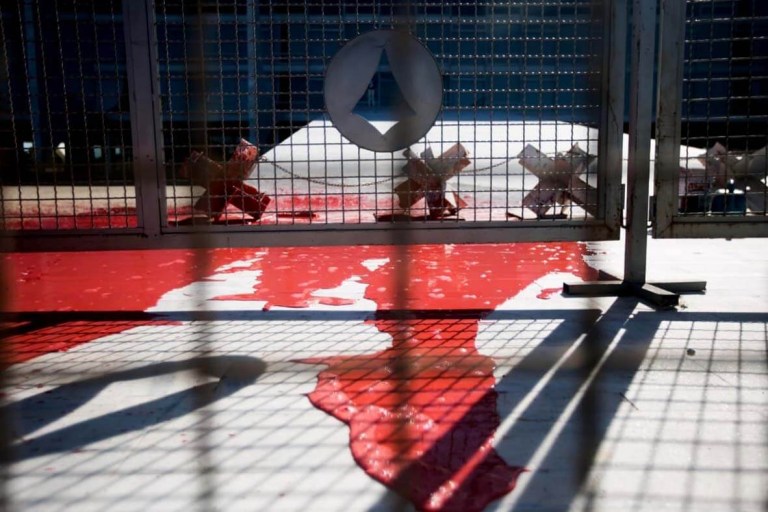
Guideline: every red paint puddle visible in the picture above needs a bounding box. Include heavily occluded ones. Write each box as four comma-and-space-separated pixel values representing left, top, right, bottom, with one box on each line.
304, 317, 525, 511
3, 248, 253, 363
3, 196, 392, 230
216, 247, 373, 309
213, 243, 597, 511
278, 195, 362, 211
537, 287, 564, 300
275, 210, 316, 219
5, 249, 251, 313
4, 213, 139, 230
2, 320, 177, 367
5, 242, 597, 507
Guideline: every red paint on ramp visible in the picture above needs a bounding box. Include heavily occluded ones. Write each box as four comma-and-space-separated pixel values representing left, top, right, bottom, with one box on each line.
2, 248, 252, 364
214, 243, 596, 511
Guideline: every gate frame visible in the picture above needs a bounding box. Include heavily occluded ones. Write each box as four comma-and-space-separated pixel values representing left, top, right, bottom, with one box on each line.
2, 0, 627, 252
652, 0, 768, 240
564, 0, 706, 309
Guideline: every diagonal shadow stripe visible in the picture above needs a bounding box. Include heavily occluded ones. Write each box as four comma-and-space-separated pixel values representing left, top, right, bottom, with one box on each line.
361, 307, 606, 511
3, 355, 267, 460
491, 308, 768, 511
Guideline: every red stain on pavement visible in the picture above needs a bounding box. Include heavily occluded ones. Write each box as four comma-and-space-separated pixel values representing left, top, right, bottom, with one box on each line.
2, 248, 253, 365
5, 249, 251, 313
214, 243, 597, 511
304, 316, 525, 512
277, 194, 363, 212
2, 320, 177, 367
4, 242, 597, 508
537, 287, 565, 300
2, 209, 140, 230
2, 194, 384, 230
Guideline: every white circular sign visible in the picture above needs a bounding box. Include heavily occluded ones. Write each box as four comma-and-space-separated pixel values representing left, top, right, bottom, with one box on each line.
324, 30, 443, 153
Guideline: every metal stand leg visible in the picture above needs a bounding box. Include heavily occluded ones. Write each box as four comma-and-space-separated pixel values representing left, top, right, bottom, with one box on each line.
564, 272, 706, 309
564, 0, 706, 310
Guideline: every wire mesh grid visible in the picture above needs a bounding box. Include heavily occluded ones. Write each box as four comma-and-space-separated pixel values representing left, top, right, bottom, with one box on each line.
676, 0, 768, 218
0, 313, 591, 511
578, 314, 768, 512
156, 0, 605, 228
0, 0, 137, 231
1, 308, 766, 511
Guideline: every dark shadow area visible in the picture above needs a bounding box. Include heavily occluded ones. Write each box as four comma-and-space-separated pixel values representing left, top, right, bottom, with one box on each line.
3, 307, 765, 511
367, 302, 768, 511
1, 308, 604, 324
0, 309, 606, 368
2, 355, 266, 461
488, 299, 649, 511
493, 309, 768, 511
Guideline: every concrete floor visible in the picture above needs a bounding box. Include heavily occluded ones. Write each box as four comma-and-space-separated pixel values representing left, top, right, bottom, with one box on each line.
1, 235, 766, 512
1, 120, 766, 511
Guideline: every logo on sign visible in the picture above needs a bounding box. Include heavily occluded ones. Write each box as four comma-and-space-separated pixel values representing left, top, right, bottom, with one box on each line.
324, 30, 443, 153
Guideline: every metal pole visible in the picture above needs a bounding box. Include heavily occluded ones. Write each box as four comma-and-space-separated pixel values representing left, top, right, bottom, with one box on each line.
566, 0, 704, 308
596, 0, 628, 233
653, 0, 686, 237
123, 0, 164, 238
624, 0, 658, 285
22, 0, 45, 165
247, 0, 258, 144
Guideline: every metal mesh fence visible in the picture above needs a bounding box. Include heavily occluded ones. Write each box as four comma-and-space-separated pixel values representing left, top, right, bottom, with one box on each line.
3, 0, 768, 241
0, 0, 624, 243
676, 0, 768, 218
154, 0, 607, 228
0, 0, 136, 231
0, 4, 766, 511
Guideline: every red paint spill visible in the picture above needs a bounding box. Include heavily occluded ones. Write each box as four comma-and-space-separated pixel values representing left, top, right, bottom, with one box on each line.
214, 243, 597, 511
2, 194, 388, 230
5, 242, 597, 508
3, 248, 253, 364
3, 209, 139, 230
305, 317, 525, 511
537, 287, 564, 299
279, 195, 362, 211
5, 249, 250, 313
2, 320, 177, 367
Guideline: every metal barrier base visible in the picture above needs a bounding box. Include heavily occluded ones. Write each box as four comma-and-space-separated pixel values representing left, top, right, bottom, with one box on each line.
563, 271, 706, 309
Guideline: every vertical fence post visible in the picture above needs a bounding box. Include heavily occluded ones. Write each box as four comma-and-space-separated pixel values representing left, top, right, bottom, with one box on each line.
653, 0, 686, 238
624, 0, 658, 285
596, 0, 628, 233
22, 0, 44, 166
247, 0, 258, 144
566, 0, 704, 307
123, 0, 164, 238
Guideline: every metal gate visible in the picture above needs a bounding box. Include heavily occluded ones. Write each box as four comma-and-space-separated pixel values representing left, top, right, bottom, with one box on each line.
1, 0, 627, 251
654, 0, 768, 239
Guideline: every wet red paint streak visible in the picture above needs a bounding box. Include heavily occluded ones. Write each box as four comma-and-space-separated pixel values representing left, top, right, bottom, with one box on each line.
6, 249, 249, 313
3, 248, 253, 364
2, 320, 177, 367
3, 210, 140, 230
2, 194, 387, 230
214, 243, 597, 511
277, 194, 363, 211
304, 317, 526, 511
5, 242, 596, 507
537, 287, 564, 300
